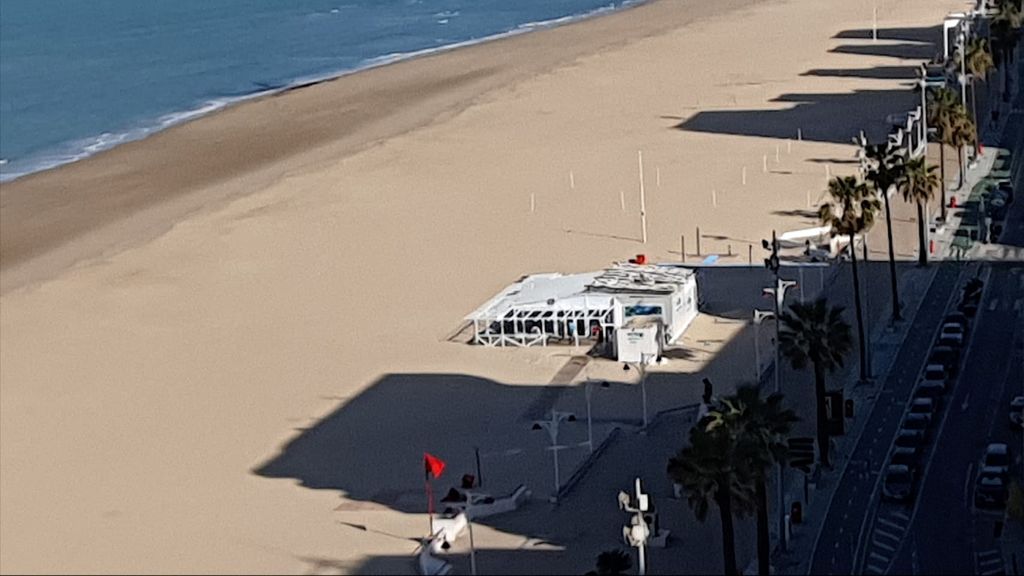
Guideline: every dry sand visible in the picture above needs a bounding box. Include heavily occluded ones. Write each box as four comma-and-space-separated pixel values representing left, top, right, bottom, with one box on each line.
0, 0, 967, 573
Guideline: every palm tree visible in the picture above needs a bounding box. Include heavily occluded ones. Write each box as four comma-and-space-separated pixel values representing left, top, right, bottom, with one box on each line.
863, 142, 906, 322
668, 417, 754, 575
706, 386, 798, 576
897, 157, 941, 267
928, 87, 960, 219
778, 298, 852, 467
819, 175, 879, 384
588, 550, 632, 575
991, 1, 1022, 101
965, 37, 995, 153
950, 111, 976, 190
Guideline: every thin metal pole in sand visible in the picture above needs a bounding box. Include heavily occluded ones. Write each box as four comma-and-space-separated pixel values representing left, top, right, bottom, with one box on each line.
681, 235, 686, 262
570, 171, 575, 189
763, 155, 768, 173
656, 167, 661, 187
872, 5, 878, 42
797, 128, 803, 141
638, 150, 648, 244
712, 189, 718, 208
742, 166, 747, 186
531, 193, 536, 213
787, 139, 792, 154
825, 164, 831, 181
620, 190, 626, 212
776, 145, 781, 163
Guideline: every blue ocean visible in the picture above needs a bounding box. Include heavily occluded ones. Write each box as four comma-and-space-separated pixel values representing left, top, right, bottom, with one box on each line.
0, 0, 636, 181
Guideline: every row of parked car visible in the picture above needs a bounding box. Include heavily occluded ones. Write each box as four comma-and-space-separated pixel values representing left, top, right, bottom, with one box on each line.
882, 279, 982, 503
987, 178, 1015, 242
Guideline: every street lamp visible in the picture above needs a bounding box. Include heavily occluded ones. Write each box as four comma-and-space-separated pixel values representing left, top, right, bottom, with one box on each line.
622, 352, 657, 429
762, 231, 797, 554
619, 477, 652, 576
531, 409, 576, 502
753, 309, 775, 383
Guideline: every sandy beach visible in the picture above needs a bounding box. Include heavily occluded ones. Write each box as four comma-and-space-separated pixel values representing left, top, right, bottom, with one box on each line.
0, 0, 967, 573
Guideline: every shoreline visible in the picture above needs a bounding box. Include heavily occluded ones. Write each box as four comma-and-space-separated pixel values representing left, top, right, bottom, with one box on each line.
0, 0, 644, 186
0, 0, 741, 294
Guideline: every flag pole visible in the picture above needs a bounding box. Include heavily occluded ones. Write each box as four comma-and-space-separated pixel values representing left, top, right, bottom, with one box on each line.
426, 472, 434, 536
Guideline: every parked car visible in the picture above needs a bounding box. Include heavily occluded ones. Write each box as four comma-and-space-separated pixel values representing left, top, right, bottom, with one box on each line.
996, 179, 1015, 204
929, 346, 961, 377
883, 465, 916, 502
938, 323, 964, 348
910, 397, 936, 417
983, 443, 1011, 476
923, 363, 948, 382
975, 470, 1008, 508
891, 445, 920, 467
902, 413, 932, 439
943, 312, 970, 333
1011, 396, 1024, 429
959, 298, 980, 318
895, 429, 926, 450
915, 378, 946, 399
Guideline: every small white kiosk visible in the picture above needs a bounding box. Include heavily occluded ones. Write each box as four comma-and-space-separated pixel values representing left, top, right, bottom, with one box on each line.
465, 263, 699, 361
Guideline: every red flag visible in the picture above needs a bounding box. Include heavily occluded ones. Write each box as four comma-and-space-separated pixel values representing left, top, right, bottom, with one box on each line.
424, 453, 446, 479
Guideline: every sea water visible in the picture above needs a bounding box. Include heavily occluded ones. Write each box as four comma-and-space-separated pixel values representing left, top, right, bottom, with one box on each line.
0, 0, 637, 182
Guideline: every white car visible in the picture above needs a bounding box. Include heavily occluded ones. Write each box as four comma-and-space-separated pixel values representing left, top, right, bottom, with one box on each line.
939, 323, 964, 346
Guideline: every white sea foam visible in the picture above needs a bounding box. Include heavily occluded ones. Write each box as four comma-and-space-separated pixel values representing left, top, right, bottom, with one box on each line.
0, 0, 641, 183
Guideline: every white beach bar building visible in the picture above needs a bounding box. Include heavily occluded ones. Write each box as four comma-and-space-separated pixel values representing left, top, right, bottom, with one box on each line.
465, 263, 699, 360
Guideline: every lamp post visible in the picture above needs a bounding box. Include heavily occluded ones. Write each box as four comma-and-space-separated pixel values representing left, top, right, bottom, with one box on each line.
623, 352, 656, 429
619, 477, 651, 576
753, 309, 775, 383
762, 231, 797, 554
531, 409, 576, 502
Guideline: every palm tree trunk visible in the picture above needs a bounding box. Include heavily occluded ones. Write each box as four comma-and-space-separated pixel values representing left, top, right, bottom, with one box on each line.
917, 200, 928, 267
971, 80, 980, 156
881, 191, 901, 322
814, 363, 830, 467
957, 144, 966, 190
756, 478, 770, 576
717, 486, 739, 576
848, 237, 868, 383
939, 143, 948, 221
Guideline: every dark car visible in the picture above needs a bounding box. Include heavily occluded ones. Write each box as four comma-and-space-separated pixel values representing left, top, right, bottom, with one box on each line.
902, 413, 932, 439
895, 429, 926, 450
996, 180, 1015, 204
891, 445, 920, 467
975, 470, 1008, 508
929, 346, 961, 377
910, 397, 936, 417
943, 312, 970, 333
883, 465, 915, 502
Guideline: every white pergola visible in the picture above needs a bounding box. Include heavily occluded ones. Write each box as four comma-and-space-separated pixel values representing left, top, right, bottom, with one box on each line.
465, 264, 697, 348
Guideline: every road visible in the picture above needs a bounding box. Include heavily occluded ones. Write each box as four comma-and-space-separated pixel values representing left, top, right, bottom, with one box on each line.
807, 263, 962, 575
885, 124, 1024, 576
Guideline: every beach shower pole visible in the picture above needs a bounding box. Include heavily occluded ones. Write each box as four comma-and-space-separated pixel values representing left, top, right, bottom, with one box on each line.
638, 150, 648, 243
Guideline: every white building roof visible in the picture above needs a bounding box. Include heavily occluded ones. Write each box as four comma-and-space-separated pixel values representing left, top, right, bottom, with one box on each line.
465, 263, 695, 321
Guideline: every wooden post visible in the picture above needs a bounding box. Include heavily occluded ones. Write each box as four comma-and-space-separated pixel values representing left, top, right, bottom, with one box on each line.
681, 235, 686, 262
696, 227, 702, 256
748, 244, 753, 264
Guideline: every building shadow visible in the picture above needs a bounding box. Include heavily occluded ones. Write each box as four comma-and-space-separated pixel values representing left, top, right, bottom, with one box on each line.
833, 25, 943, 45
